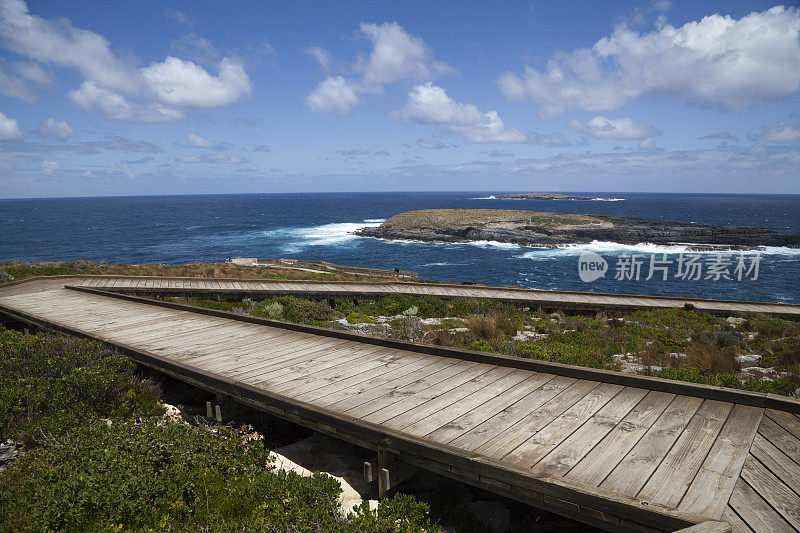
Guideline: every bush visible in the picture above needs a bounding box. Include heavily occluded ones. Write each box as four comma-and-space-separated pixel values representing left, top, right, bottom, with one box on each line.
250, 296, 334, 325
257, 301, 284, 319
0, 420, 349, 532
746, 316, 800, 338
0, 329, 163, 447
467, 340, 498, 353
346, 312, 378, 324
402, 306, 419, 316
657, 367, 741, 389
744, 377, 800, 397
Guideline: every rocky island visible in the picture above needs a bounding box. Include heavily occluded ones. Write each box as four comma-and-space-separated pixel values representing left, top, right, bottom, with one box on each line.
356, 209, 800, 248
495, 192, 592, 200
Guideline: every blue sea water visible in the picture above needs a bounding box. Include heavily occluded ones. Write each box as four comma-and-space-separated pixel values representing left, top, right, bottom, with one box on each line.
1, 192, 799, 303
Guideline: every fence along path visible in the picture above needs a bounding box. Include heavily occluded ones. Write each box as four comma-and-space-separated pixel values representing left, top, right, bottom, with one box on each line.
1, 277, 799, 532
66, 275, 800, 317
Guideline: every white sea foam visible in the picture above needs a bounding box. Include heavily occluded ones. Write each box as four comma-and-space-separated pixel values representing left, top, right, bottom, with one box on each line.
590, 197, 626, 201
514, 240, 800, 259
260, 219, 384, 253
471, 195, 497, 199
465, 240, 521, 249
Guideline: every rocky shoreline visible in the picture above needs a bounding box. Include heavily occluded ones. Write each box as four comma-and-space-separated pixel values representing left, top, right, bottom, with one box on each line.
356, 209, 800, 249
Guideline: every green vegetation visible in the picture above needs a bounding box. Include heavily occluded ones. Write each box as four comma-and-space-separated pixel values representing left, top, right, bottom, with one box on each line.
161, 293, 800, 398
0, 328, 163, 447
0, 327, 438, 532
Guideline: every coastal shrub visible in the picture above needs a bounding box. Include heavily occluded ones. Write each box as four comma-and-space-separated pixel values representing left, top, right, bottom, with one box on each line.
169, 297, 242, 312
770, 337, 800, 368
743, 377, 800, 397
0, 329, 163, 446
402, 305, 419, 316
467, 340, 499, 354
0, 419, 344, 532
346, 311, 377, 324
746, 315, 800, 338
514, 341, 549, 361
534, 330, 619, 368
362, 295, 450, 318
255, 301, 284, 319
656, 367, 741, 389
252, 296, 334, 325
349, 494, 439, 532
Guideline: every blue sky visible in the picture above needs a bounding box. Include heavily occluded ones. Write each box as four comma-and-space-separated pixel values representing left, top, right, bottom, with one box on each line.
0, 0, 798, 198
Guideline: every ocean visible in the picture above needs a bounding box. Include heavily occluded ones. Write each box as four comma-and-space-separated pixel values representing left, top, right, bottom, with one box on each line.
1, 192, 799, 303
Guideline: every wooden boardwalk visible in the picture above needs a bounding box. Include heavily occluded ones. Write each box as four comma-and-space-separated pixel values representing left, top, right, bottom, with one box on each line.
66, 275, 800, 317
1, 277, 799, 532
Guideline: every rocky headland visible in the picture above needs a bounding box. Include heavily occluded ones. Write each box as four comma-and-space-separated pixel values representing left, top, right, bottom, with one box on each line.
356, 209, 800, 249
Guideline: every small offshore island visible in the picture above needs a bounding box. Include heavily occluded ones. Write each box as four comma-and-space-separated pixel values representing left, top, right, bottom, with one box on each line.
357, 209, 800, 248
495, 192, 592, 200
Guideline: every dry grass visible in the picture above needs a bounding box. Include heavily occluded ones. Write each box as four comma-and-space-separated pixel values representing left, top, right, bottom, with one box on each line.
0, 260, 395, 285
679, 344, 741, 374
463, 312, 518, 341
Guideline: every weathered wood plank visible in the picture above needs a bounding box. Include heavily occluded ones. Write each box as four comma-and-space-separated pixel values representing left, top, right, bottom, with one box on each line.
739, 455, 800, 529
424, 372, 555, 444
530, 387, 649, 478
757, 415, 800, 467
766, 408, 800, 442
361, 364, 499, 424
678, 405, 763, 518
749, 432, 800, 498
566, 390, 675, 486
503, 383, 625, 467
637, 400, 733, 509
474, 379, 600, 459
389, 367, 526, 434
601, 395, 704, 497
447, 375, 576, 452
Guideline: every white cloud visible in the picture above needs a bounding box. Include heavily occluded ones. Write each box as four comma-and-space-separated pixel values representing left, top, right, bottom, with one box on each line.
357, 22, 454, 85
36, 118, 76, 140
528, 131, 571, 147
750, 122, 800, 143
638, 138, 662, 152
0, 0, 141, 94
177, 153, 243, 164
305, 46, 331, 70
187, 133, 217, 149
336, 148, 370, 156
0, 110, 23, 140
142, 57, 251, 107
306, 76, 360, 115
499, 6, 800, 116
306, 22, 453, 114
0, 0, 252, 121
398, 83, 526, 143
416, 138, 448, 149
164, 9, 193, 27
41, 160, 58, 175
68, 81, 185, 122
169, 34, 219, 65
0, 59, 55, 101
567, 116, 655, 140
